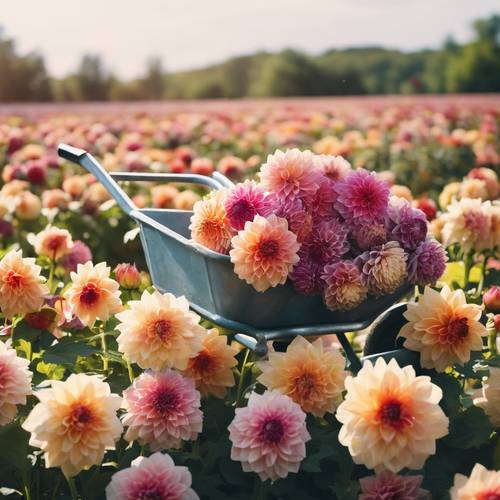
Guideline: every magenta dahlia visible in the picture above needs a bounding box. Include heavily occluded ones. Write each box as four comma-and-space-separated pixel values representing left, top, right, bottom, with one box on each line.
290, 256, 324, 296
359, 471, 430, 500
270, 196, 312, 243
387, 197, 428, 250
322, 261, 367, 311
407, 239, 447, 286
309, 176, 338, 222
60, 240, 92, 273
224, 180, 274, 231
228, 390, 310, 482
334, 169, 390, 225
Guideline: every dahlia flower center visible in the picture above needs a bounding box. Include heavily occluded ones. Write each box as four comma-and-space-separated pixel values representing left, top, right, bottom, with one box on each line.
133, 483, 165, 500
442, 317, 469, 344
293, 372, 317, 399
152, 387, 179, 414
149, 319, 172, 342
69, 404, 93, 429
190, 350, 214, 373
46, 235, 67, 252
464, 211, 487, 233
230, 199, 255, 222
257, 239, 279, 259
377, 399, 413, 431
478, 490, 500, 500
79, 282, 100, 306
259, 417, 284, 444
5, 270, 24, 290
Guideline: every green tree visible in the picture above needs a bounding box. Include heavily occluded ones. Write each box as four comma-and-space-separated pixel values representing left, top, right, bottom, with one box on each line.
139, 57, 166, 100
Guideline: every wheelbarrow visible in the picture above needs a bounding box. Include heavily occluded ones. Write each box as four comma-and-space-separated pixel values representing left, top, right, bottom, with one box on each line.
58, 143, 415, 372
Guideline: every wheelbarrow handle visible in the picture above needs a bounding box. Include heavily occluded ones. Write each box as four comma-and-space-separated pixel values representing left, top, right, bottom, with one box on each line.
108, 172, 226, 191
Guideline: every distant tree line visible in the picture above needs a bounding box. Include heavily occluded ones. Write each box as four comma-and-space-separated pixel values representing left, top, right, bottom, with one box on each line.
0, 15, 499, 102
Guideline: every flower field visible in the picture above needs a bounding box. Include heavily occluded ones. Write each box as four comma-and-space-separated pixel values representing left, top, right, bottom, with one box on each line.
0, 96, 499, 499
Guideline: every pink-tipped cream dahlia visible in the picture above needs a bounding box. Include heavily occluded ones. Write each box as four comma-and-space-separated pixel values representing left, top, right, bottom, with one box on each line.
474, 366, 500, 427
0, 341, 32, 425
0, 249, 49, 319
116, 290, 205, 371
337, 358, 449, 473
22, 373, 122, 477
257, 336, 347, 417
228, 390, 310, 482
29, 225, 74, 260
106, 452, 199, 500
65, 261, 122, 327
359, 471, 430, 500
122, 369, 202, 451
322, 260, 367, 311
230, 215, 300, 292
189, 190, 233, 254
183, 328, 238, 398
316, 154, 351, 183
450, 463, 500, 500
399, 285, 487, 372
259, 149, 321, 203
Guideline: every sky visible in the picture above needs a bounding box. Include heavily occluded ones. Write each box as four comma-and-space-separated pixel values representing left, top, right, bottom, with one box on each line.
1, 0, 499, 79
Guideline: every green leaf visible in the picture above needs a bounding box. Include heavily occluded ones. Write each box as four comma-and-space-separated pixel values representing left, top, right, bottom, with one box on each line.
440, 262, 481, 288
432, 373, 462, 416
43, 338, 100, 367
0, 423, 30, 473
36, 361, 66, 380
444, 406, 493, 449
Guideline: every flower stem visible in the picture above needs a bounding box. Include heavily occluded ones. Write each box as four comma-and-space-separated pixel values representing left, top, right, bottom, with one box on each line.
100, 328, 109, 373
48, 258, 56, 294
474, 254, 488, 299
66, 477, 78, 500
236, 348, 251, 407
488, 326, 498, 357
463, 252, 473, 290
126, 358, 135, 383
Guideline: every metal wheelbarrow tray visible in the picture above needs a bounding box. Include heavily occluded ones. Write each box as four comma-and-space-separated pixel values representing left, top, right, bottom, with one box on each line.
58, 144, 410, 359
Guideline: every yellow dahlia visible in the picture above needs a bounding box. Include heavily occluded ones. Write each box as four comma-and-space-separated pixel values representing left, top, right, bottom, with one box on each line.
65, 261, 122, 327
230, 214, 299, 292
116, 290, 205, 371
337, 358, 449, 473
0, 249, 48, 319
22, 373, 122, 477
257, 336, 347, 417
183, 328, 238, 398
474, 367, 500, 427
450, 463, 500, 499
399, 285, 487, 372
189, 190, 233, 254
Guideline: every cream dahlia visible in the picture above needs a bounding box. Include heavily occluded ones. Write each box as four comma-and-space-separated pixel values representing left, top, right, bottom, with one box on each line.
106, 452, 199, 500
22, 373, 122, 477
337, 358, 449, 473
0, 341, 32, 425
230, 215, 300, 292
229, 390, 310, 482
399, 285, 487, 372
65, 261, 122, 327
189, 190, 233, 254
116, 290, 205, 371
122, 369, 202, 450
474, 367, 500, 427
0, 249, 48, 318
183, 328, 238, 398
450, 463, 500, 500
29, 225, 74, 260
257, 336, 347, 417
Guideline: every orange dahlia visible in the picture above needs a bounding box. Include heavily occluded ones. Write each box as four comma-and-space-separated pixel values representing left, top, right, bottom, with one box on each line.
399, 285, 487, 372
257, 336, 347, 417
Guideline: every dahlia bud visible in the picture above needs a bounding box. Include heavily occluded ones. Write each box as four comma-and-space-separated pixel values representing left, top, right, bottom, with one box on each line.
484, 286, 500, 314
114, 263, 141, 289
494, 314, 500, 332
25, 307, 58, 331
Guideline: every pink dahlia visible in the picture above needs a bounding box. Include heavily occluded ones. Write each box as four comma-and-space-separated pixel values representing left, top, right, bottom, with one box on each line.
352, 222, 388, 251
334, 169, 390, 225
308, 176, 338, 222
316, 154, 351, 183
60, 240, 92, 273
322, 261, 367, 311
387, 197, 428, 251
259, 149, 321, 204
224, 180, 274, 231
230, 215, 300, 292
359, 471, 430, 500
290, 256, 324, 296
228, 390, 310, 482
407, 239, 447, 286
122, 369, 202, 451
300, 219, 350, 267
106, 452, 199, 500
270, 196, 312, 243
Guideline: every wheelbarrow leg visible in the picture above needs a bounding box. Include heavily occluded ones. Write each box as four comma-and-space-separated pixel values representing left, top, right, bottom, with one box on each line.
336, 332, 362, 373
234, 333, 268, 357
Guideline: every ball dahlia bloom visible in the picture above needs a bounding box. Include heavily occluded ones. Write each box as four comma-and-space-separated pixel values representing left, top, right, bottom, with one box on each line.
399, 285, 487, 372
474, 367, 500, 427
450, 463, 500, 500
337, 358, 449, 473
289, 256, 323, 296
271, 196, 312, 243
352, 222, 388, 251
122, 369, 202, 450
355, 241, 408, 296
22, 373, 122, 477
322, 260, 367, 311
0, 341, 32, 425
308, 176, 337, 222
0, 249, 49, 319
189, 190, 233, 254
28, 226, 74, 261
224, 180, 274, 231
183, 328, 238, 398
106, 452, 199, 500
407, 238, 447, 286
467, 166, 499, 199
334, 169, 389, 225
359, 471, 430, 500
65, 261, 122, 327
60, 240, 93, 273
116, 290, 205, 371
228, 390, 310, 482
230, 215, 300, 292
259, 149, 321, 203
387, 197, 428, 251
257, 336, 347, 417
